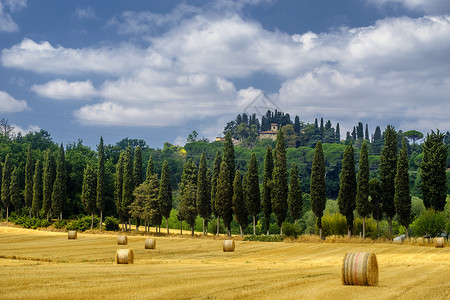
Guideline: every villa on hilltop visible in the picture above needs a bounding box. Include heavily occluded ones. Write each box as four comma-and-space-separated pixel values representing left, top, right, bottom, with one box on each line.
259, 123, 279, 141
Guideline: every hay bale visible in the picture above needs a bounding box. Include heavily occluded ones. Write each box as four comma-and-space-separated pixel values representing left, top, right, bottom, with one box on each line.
68, 231, 77, 239
223, 240, 235, 252
342, 252, 378, 286
115, 249, 134, 264
435, 237, 445, 248
145, 238, 156, 249
117, 235, 128, 245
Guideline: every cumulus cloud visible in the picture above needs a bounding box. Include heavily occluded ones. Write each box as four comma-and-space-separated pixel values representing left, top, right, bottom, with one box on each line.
31, 79, 98, 100
0, 1, 18, 32
1, 38, 146, 75
0, 90, 29, 112
75, 6, 96, 20
12, 124, 40, 137
368, 0, 450, 14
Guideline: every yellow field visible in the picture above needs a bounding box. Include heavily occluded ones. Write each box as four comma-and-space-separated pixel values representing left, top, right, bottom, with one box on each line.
0, 226, 449, 299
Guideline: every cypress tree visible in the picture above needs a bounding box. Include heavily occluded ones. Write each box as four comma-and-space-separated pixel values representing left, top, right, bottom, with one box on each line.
42, 149, 54, 221
197, 152, 210, 234
232, 170, 247, 237
121, 145, 134, 231
223, 131, 235, 187
24, 144, 33, 218
369, 178, 382, 230
380, 125, 397, 236
96, 137, 105, 230
10, 166, 21, 212
206, 168, 212, 234
336, 123, 341, 142
145, 174, 161, 228
1, 154, 12, 222
421, 130, 447, 211
32, 160, 42, 218
179, 159, 198, 236
216, 161, 233, 236
288, 163, 302, 224
262, 146, 273, 235
246, 153, 260, 235
115, 153, 124, 230
52, 144, 66, 220
146, 156, 154, 180
395, 138, 412, 238
356, 141, 370, 239
211, 150, 222, 234
338, 143, 357, 238
271, 130, 288, 235
134, 145, 143, 186
81, 164, 97, 229
310, 141, 326, 239
159, 160, 172, 234
365, 124, 369, 141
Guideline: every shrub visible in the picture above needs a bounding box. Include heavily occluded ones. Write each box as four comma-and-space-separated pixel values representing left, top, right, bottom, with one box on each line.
321, 212, 347, 237
282, 222, 301, 238
353, 217, 378, 239
12, 216, 51, 229
410, 208, 447, 237
66, 215, 99, 232
243, 235, 284, 242
53, 219, 67, 229
104, 216, 120, 231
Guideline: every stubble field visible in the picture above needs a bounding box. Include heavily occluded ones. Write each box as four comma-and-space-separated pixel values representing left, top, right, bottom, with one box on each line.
0, 225, 449, 300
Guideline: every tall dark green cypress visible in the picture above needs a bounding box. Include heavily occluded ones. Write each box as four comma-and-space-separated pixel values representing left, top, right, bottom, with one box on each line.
1, 154, 12, 221
271, 130, 288, 235
246, 153, 260, 235
232, 170, 247, 237
133, 145, 143, 187
121, 145, 134, 230
338, 143, 356, 238
146, 174, 161, 228
369, 178, 382, 230
179, 159, 198, 236
223, 132, 235, 187
380, 125, 397, 236
215, 161, 233, 236
10, 166, 21, 211
262, 146, 273, 235
42, 149, 54, 221
51, 144, 66, 220
96, 137, 105, 230
81, 164, 97, 229
115, 153, 124, 230
421, 130, 447, 211
32, 160, 42, 218
196, 152, 210, 234
159, 160, 172, 234
310, 141, 326, 239
211, 150, 222, 234
288, 163, 302, 224
24, 144, 33, 218
146, 156, 154, 180
356, 141, 370, 239
395, 138, 412, 237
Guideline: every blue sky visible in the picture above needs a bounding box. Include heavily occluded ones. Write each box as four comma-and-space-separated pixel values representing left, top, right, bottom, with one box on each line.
1, 0, 449, 148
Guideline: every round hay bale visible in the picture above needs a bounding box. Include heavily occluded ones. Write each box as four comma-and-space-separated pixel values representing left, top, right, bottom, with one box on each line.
68, 231, 77, 239
223, 240, 235, 252
435, 237, 445, 248
117, 235, 128, 245
342, 252, 378, 286
145, 238, 156, 249
115, 249, 134, 264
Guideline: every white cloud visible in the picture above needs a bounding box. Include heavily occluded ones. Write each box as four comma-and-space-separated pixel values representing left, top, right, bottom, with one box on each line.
12, 124, 40, 137
31, 79, 98, 100
368, 0, 450, 14
0, 90, 29, 112
75, 6, 96, 20
0, 1, 18, 32
1, 38, 146, 75
3, 0, 26, 12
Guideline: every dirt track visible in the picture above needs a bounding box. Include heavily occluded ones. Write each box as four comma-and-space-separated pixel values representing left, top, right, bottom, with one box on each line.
0, 226, 449, 299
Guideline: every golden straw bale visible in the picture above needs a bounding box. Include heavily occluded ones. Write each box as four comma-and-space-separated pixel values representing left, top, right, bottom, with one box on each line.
342, 252, 378, 286
115, 249, 134, 264
145, 238, 156, 249
223, 240, 235, 252
68, 231, 77, 239
435, 237, 445, 248
117, 235, 128, 245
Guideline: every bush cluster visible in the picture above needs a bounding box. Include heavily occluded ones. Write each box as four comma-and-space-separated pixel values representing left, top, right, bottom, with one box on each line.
243, 235, 284, 242
66, 215, 99, 232
104, 216, 120, 231
11, 216, 51, 229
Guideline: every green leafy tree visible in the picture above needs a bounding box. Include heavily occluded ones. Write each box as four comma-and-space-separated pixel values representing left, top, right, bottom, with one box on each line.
1, 154, 12, 221
288, 163, 302, 224
403, 130, 423, 145
52, 144, 66, 220
338, 143, 356, 238
179, 159, 198, 236
196, 152, 210, 234
24, 144, 33, 218
310, 141, 326, 239
272, 130, 288, 235
262, 146, 273, 235
369, 178, 382, 230
215, 161, 233, 236
356, 142, 370, 239
380, 125, 397, 236
246, 153, 260, 234
158, 160, 172, 234
81, 164, 97, 229
421, 130, 448, 211
131, 174, 160, 232
10, 166, 21, 212
232, 170, 247, 236
395, 139, 412, 238
96, 137, 105, 230
115, 153, 124, 230
121, 146, 134, 230
32, 160, 42, 218
42, 149, 54, 221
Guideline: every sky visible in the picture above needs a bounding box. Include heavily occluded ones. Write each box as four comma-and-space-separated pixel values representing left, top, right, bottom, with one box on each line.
1, 0, 449, 149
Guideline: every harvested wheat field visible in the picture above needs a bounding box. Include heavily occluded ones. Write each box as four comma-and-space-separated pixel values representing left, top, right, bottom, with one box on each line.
0, 226, 449, 300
